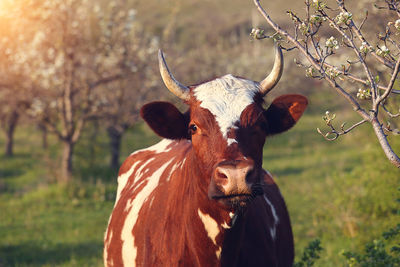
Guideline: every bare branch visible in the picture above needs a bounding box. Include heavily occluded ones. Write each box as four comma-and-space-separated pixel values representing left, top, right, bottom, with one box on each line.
375, 56, 400, 109
358, 10, 368, 30
383, 123, 400, 134
321, 61, 400, 94
42, 118, 65, 141
383, 103, 400, 118
317, 119, 368, 141
89, 74, 123, 89
371, 117, 400, 168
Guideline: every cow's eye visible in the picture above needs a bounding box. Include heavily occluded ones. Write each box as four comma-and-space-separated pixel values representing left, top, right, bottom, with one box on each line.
189, 124, 198, 135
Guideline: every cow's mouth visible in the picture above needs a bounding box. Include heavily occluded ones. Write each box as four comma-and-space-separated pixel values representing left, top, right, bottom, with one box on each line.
212, 193, 251, 200
212, 193, 252, 208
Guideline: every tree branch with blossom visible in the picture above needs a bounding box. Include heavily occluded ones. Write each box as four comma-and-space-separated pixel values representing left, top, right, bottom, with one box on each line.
253, 0, 400, 168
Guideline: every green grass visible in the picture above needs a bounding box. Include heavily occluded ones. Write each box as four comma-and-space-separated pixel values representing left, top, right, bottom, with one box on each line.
0, 94, 399, 266
264, 109, 400, 266
0, 122, 163, 266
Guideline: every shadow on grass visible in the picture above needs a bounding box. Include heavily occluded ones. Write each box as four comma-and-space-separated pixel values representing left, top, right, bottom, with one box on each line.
0, 168, 24, 179
75, 165, 118, 183
0, 241, 102, 266
0, 152, 39, 180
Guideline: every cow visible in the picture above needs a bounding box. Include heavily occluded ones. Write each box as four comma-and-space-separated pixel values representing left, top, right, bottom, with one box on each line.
104, 45, 308, 267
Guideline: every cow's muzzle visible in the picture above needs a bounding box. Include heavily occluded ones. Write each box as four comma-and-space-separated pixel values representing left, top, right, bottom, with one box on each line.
209, 159, 256, 208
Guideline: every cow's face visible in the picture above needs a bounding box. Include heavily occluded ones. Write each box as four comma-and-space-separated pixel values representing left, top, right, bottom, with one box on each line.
140, 49, 307, 209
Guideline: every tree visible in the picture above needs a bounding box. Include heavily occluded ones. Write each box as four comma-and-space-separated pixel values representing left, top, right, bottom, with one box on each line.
102, 71, 160, 170
84, 3, 161, 170
0, 86, 30, 157
252, 0, 400, 168
0, 2, 37, 157
22, 0, 141, 181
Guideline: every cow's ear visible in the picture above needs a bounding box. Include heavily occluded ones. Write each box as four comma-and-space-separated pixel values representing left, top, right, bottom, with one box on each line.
264, 94, 308, 135
140, 101, 189, 139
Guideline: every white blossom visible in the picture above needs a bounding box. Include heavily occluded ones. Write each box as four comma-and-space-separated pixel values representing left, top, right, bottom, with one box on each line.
250, 28, 265, 39
357, 88, 371, 100
325, 36, 339, 50
359, 42, 370, 53
325, 67, 340, 79
395, 19, 400, 30
335, 11, 352, 25
310, 15, 325, 24
376, 45, 390, 56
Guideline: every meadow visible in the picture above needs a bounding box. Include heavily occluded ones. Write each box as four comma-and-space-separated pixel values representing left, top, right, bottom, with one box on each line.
0, 0, 400, 266
0, 89, 399, 266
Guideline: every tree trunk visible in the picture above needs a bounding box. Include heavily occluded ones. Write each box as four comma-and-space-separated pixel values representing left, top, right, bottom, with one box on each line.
371, 118, 400, 168
88, 121, 99, 168
38, 124, 48, 149
4, 111, 19, 157
60, 140, 74, 182
107, 126, 123, 171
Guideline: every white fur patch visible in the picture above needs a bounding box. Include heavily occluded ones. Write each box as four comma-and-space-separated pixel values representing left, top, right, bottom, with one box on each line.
116, 140, 173, 204
130, 139, 174, 156
115, 160, 141, 204
194, 74, 260, 144
221, 221, 231, 229
198, 209, 221, 258
103, 230, 113, 264
227, 138, 237, 146
166, 161, 181, 182
263, 195, 280, 240
121, 158, 174, 266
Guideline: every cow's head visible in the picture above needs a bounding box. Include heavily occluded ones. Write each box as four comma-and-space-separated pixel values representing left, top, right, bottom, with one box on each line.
141, 46, 307, 209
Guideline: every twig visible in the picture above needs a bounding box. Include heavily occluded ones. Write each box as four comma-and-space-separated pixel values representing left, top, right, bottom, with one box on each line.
338, 1, 395, 69
382, 103, 400, 118
321, 10, 378, 101
321, 62, 400, 94
375, 56, 400, 110
317, 119, 368, 141
253, 0, 370, 121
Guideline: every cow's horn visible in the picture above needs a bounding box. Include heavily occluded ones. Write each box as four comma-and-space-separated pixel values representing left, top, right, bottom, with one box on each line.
259, 45, 284, 96
158, 50, 190, 101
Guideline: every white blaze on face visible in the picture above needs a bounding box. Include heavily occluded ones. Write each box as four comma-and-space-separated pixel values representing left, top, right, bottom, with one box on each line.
194, 74, 260, 145
198, 209, 221, 258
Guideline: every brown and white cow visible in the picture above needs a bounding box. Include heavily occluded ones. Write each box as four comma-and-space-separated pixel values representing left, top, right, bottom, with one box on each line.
104, 45, 308, 267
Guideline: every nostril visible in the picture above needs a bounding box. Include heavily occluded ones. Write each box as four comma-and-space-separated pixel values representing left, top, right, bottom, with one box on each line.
216, 171, 228, 180
214, 168, 229, 186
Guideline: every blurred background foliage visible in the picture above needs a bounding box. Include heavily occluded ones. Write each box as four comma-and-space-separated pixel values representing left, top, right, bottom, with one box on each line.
0, 0, 398, 266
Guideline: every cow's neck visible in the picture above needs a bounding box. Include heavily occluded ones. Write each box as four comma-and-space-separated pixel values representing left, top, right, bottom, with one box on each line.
173, 149, 233, 260
183, 149, 279, 266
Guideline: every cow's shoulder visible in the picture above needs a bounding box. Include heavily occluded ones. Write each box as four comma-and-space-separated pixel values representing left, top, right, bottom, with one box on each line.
115, 139, 191, 202
118, 139, 187, 175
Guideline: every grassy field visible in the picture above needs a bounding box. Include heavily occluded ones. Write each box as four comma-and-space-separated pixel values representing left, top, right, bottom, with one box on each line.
0, 0, 399, 266
0, 91, 399, 266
